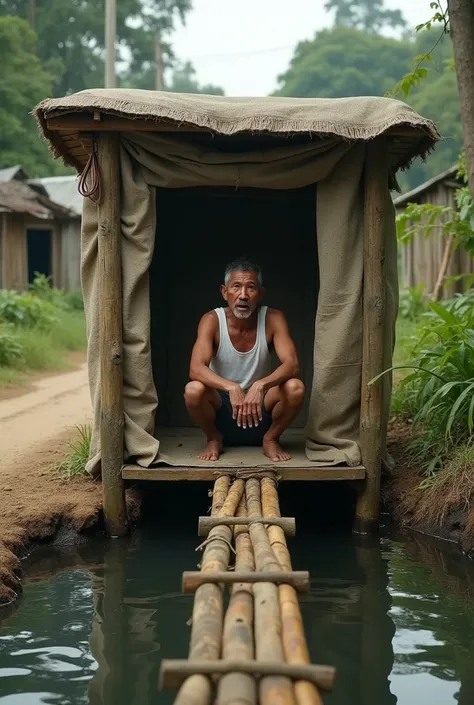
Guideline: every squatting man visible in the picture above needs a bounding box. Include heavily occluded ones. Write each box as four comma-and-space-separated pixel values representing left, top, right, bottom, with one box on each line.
184, 257, 305, 462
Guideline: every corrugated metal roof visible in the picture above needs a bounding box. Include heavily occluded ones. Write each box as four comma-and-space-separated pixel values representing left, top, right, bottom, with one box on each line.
29, 175, 82, 216
393, 164, 460, 207
0, 165, 29, 182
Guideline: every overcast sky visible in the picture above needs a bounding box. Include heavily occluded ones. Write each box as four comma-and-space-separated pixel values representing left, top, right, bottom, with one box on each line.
171, 0, 434, 96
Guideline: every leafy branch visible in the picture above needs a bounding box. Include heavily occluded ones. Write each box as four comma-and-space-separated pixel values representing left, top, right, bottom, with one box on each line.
388, 1, 450, 98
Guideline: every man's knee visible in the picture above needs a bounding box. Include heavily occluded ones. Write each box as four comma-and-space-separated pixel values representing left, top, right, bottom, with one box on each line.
184, 381, 207, 407
283, 378, 305, 406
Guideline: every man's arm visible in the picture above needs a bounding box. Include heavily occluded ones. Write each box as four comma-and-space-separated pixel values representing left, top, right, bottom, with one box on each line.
242, 310, 300, 427
189, 312, 237, 393
259, 309, 300, 391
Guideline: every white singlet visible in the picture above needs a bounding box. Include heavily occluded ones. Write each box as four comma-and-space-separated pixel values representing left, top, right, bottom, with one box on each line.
209, 306, 272, 391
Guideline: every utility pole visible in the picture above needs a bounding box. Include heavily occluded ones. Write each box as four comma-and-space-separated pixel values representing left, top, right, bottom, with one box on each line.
28, 0, 36, 29
154, 33, 165, 91
105, 0, 116, 88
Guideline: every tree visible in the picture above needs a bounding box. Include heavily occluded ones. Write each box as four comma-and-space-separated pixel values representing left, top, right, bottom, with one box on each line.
0, 0, 192, 96
274, 27, 461, 189
0, 16, 63, 176
167, 61, 224, 95
121, 59, 225, 95
447, 0, 474, 197
324, 0, 406, 33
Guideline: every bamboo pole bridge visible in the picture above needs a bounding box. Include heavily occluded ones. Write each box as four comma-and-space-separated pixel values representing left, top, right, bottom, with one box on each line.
159, 472, 336, 705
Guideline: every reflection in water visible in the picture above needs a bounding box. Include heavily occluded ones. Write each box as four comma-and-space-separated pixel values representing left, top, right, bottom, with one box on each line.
1, 516, 474, 704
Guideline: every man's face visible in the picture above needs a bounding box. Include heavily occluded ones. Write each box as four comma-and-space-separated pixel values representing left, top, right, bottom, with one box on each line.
221, 270, 263, 319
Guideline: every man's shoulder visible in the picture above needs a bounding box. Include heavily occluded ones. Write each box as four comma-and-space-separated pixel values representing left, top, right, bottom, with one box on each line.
198, 309, 219, 330
265, 307, 286, 322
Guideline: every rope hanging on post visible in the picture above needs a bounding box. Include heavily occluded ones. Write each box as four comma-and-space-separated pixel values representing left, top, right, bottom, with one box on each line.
78, 141, 102, 202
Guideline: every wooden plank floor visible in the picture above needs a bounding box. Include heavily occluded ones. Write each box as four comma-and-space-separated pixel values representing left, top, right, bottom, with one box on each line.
122, 427, 365, 481
122, 464, 365, 481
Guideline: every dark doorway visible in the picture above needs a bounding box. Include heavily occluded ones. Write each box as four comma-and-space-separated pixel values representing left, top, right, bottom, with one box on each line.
150, 185, 319, 428
27, 229, 52, 284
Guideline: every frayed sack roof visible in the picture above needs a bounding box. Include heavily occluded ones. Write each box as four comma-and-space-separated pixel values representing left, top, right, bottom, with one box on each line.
34, 89, 441, 174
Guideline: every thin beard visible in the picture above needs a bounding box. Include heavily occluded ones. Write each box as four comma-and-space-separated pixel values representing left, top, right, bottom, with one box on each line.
233, 307, 252, 320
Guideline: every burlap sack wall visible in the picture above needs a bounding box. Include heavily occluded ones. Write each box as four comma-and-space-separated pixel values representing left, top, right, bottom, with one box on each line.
82, 133, 398, 475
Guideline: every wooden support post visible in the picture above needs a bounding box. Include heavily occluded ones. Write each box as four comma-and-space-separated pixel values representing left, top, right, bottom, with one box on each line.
198, 515, 296, 537
98, 133, 127, 537
354, 136, 388, 535
160, 660, 335, 692
182, 571, 310, 593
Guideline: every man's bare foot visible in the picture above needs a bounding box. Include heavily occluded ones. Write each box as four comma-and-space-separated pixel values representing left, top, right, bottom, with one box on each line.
197, 438, 222, 462
263, 438, 291, 462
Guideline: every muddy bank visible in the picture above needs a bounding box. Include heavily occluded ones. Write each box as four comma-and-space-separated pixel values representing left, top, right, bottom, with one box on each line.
386, 422, 474, 557
0, 431, 141, 606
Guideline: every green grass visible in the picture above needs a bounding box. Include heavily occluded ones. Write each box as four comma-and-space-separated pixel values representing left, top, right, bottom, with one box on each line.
0, 311, 86, 387
54, 424, 92, 480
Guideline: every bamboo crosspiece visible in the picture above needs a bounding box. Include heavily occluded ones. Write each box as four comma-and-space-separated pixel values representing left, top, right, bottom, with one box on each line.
163, 475, 335, 704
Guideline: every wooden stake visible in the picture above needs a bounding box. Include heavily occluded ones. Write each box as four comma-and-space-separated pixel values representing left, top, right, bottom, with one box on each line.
217, 497, 257, 705
161, 660, 335, 691
355, 136, 388, 534
198, 515, 296, 536
174, 477, 244, 705
98, 133, 127, 537
182, 570, 309, 593
261, 478, 324, 705
246, 478, 296, 705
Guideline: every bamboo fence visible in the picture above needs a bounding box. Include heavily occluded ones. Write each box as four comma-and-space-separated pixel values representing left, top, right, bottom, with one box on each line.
160, 473, 335, 704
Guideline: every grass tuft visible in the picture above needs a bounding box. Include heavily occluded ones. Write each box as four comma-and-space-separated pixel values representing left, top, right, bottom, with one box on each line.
55, 425, 92, 481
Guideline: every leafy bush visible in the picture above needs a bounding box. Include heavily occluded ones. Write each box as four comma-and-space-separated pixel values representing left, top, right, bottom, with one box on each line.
389, 293, 474, 474
399, 284, 427, 321
0, 327, 23, 366
63, 289, 84, 311
0, 289, 57, 329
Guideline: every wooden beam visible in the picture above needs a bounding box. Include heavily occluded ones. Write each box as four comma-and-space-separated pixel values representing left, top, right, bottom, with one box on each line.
45, 112, 430, 139
121, 464, 366, 481
159, 659, 336, 692
354, 136, 387, 534
198, 515, 296, 537
98, 133, 128, 537
182, 571, 309, 594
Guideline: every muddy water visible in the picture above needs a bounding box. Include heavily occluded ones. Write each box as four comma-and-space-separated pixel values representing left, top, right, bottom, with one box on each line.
1, 485, 474, 705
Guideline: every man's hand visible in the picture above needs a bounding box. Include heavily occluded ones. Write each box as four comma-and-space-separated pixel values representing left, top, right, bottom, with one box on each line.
242, 381, 265, 429
229, 384, 247, 427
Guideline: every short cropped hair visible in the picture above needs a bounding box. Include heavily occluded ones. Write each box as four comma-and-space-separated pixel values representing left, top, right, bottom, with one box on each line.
224, 257, 263, 285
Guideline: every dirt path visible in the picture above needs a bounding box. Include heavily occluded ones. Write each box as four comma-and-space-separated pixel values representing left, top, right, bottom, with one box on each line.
1, 363, 92, 472
0, 363, 103, 605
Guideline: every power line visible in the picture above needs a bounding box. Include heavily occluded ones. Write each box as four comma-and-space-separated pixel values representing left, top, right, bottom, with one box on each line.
187, 44, 295, 63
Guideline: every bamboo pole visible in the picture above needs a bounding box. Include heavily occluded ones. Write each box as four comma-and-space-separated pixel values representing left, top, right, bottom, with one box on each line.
182, 571, 309, 593
355, 136, 388, 534
174, 477, 244, 705
246, 478, 296, 705
97, 133, 127, 537
217, 497, 257, 705
261, 478, 323, 705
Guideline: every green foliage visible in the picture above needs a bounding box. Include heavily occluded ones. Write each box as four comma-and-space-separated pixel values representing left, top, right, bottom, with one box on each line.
0, 326, 23, 366
0, 0, 192, 97
0, 289, 57, 329
0, 16, 63, 176
398, 284, 427, 321
274, 25, 460, 188
389, 294, 474, 474
391, 2, 449, 99
324, 0, 406, 33
54, 425, 92, 480
28, 273, 83, 311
